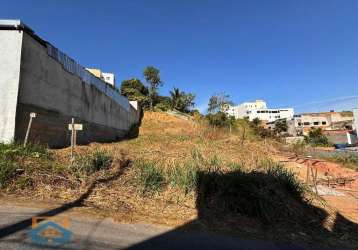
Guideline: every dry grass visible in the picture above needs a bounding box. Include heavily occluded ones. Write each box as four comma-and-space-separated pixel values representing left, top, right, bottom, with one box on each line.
2, 112, 356, 247
2, 112, 276, 222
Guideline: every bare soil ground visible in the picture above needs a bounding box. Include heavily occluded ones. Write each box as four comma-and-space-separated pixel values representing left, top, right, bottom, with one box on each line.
275, 154, 358, 224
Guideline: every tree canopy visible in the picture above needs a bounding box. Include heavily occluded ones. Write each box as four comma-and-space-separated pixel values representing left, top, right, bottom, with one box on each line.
144, 66, 162, 110
170, 87, 195, 113
120, 78, 150, 108
207, 93, 232, 114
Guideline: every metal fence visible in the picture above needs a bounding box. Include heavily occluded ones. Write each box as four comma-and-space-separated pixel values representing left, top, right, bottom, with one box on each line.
46, 43, 130, 112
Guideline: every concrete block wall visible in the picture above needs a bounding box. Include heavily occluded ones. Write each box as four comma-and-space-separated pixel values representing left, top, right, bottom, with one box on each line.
0, 28, 140, 148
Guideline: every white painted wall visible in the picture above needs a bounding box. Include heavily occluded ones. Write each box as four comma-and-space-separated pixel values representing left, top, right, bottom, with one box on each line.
224, 100, 293, 122
248, 108, 293, 122
0, 30, 23, 143
353, 108, 358, 133
102, 72, 115, 87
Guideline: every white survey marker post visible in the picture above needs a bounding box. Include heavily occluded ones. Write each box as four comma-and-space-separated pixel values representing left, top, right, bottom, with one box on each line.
68, 124, 83, 131
68, 118, 83, 160
23, 112, 37, 147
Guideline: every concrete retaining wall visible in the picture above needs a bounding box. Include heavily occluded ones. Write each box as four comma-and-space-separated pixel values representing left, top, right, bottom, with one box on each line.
0, 28, 140, 148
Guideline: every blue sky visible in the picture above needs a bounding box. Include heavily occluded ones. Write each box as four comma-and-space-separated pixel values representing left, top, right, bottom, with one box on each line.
2, 0, 358, 113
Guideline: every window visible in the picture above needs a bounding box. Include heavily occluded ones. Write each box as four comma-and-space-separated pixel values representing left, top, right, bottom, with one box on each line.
303, 122, 310, 126
257, 111, 260, 113
313, 122, 319, 126
322, 121, 327, 125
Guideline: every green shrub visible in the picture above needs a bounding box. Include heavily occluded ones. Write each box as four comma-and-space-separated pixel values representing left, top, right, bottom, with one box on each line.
191, 148, 204, 162
72, 150, 113, 176
0, 142, 48, 159
228, 162, 244, 171
0, 159, 17, 188
264, 162, 305, 199
197, 161, 307, 223
136, 160, 165, 194
168, 162, 198, 193
304, 128, 330, 146
209, 155, 221, 168
0, 142, 48, 188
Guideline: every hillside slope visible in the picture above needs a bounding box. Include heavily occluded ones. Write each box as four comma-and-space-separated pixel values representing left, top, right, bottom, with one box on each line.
1, 112, 357, 248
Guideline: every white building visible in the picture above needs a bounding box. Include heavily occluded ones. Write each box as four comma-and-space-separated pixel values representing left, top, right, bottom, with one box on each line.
223, 100, 294, 122
86, 68, 116, 87
353, 108, 358, 132
102, 72, 115, 86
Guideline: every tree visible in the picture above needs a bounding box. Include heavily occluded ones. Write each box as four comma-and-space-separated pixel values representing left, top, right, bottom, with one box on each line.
305, 128, 329, 146
251, 118, 261, 128
154, 95, 171, 111
170, 87, 182, 110
207, 93, 232, 114
169, 87, 196, 113
274, 119, 288, 134
120, 78, 150, 108
144, 66, 162, 110
206, 112, 228, 127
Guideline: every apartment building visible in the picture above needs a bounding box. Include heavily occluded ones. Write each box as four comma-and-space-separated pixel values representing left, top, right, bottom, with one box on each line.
86, 68, 116, 87
223, 100, 294, 122
288, 111, 354, 136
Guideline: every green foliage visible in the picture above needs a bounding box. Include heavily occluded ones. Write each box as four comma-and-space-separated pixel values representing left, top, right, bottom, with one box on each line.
305, 128, 329, 146
207, 93, 232, 114
0, 142, 48, 159
135, 160, 165, 194
170, 87, 196, 113
190, 109, 201, 117
274, 119, 288, 134
144, 66, 163, 110
251, 118, 261, 127
198, 161, 306, 223
206, 112, 232, 128
120, 78, 150, 109
168, 162, 198, 194
249, 118, 274, 138
0, 143, 48, 188
71, 149, 113, 176
263, 162, 306, 199
154, 95, 171, 111
0, 159, 17, 188
228, 162, 244, 171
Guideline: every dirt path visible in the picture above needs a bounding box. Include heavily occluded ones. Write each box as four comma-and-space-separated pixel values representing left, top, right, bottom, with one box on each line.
275, 154, 358, 224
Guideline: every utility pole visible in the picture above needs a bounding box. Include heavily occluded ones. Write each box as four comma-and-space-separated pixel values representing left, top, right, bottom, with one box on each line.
24, 112, 36, 147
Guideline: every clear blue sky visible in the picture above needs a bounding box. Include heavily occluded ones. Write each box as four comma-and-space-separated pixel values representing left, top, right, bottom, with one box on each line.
2, 0, 358, 113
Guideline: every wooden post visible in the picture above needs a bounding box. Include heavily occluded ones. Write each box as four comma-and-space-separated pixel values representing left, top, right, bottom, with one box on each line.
306, 161, 310, 184
24, 112, 36, 147
68, 119, 83, 161
310, 166, 318, 194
